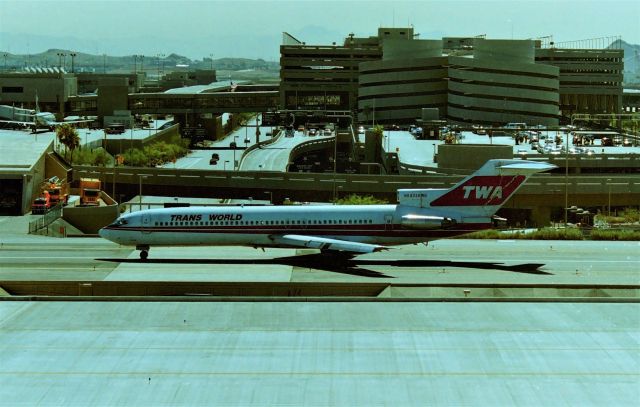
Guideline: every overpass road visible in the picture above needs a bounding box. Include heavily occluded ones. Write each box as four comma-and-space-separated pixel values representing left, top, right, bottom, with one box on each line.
241, 130, 332, 171
163, 115, 276, 171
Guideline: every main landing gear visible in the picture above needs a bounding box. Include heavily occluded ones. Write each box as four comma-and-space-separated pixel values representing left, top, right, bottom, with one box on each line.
136, 245, 150, 260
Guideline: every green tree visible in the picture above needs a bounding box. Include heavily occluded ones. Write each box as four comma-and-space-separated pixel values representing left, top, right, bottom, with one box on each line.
56, 123, 80, 163
372, 125, 384, 139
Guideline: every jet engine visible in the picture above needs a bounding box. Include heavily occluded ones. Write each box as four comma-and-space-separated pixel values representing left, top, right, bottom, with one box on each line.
400, 214, 457, 230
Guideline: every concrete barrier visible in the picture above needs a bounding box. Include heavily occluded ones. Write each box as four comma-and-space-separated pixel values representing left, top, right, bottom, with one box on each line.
62, 191, 119, 234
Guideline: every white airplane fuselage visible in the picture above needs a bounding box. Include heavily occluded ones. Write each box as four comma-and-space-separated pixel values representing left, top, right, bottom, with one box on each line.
99, 159, 556, 257
100, 204, 485, 248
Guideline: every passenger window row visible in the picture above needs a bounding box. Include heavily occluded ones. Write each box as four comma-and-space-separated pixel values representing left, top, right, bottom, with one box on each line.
153, 219, 375, 227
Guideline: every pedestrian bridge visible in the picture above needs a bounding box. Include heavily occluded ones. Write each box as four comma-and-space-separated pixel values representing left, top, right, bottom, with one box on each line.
69, 89, 279, 116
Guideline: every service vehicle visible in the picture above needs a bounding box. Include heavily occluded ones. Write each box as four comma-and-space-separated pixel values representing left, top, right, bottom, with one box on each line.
79, 178, 101, 206
31, 191, 51, 214
45, 177, 69, 206
105, 123, 125, 134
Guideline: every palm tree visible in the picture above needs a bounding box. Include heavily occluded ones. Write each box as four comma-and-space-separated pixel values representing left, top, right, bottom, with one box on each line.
56, 123, 80, 164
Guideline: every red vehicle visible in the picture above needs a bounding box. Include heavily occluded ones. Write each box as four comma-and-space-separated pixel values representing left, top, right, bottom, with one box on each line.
45, 178, 69, 206
32, 191, 51, 214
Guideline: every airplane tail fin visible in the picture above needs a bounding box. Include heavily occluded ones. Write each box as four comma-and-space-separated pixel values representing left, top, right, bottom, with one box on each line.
398, 160, 556, 214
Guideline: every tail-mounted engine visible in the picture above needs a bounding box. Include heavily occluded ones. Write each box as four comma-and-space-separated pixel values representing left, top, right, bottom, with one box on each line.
401, 214, 457, 230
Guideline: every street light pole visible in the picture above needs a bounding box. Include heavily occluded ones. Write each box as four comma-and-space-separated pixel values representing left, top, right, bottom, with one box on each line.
233, 135, 238, 170
70, 52, 76, 73
607, 178, 612, 216
565, 115, 573, 226
138, 175, 145, 210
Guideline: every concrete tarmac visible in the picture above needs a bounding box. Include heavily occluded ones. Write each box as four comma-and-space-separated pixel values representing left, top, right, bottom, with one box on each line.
1, 231, 638, 286
1, 220, 638, 405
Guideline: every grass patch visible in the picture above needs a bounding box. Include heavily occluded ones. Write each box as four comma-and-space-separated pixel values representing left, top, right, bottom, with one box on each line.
589, 229, 640, 241
460, 227, 639, 241
595, 208, 640, 224
458, 229, 503, 239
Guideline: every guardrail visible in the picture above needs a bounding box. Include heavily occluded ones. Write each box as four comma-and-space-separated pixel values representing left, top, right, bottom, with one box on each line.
73, 165, 640, 196
288, 136, 335, 164
239, 129, 283, 169
28, 204, 63, 234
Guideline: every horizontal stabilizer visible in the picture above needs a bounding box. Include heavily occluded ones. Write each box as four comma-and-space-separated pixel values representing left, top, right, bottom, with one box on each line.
497, 162, 557, 175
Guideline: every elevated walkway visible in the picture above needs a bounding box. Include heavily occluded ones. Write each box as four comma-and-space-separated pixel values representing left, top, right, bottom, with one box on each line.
69, 90, 279, 116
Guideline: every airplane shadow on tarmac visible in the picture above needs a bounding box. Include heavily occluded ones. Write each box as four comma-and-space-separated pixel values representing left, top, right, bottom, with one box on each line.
97, 253, 551, 278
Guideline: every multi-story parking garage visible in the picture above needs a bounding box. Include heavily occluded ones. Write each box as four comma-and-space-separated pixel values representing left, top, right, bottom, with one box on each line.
535, 47, 624, 116
447, 39, 560, 126
357, 39, 560, 126
357, 40, 448, 124
282, 28, 623, 125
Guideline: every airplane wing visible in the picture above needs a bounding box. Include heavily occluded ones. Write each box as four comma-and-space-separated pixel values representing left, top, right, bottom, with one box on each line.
0, 119, 33, 125
269, 234, 389, 254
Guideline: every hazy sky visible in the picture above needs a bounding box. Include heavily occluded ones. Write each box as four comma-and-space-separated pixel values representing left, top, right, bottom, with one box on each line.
1, 0, 638, 60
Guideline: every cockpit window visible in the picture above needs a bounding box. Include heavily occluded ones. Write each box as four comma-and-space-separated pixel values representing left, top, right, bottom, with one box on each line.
111, 218, 128, 227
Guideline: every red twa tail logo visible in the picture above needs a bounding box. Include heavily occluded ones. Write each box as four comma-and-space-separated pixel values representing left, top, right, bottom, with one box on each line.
463, 185, 502, 199
431, 175, 526, 206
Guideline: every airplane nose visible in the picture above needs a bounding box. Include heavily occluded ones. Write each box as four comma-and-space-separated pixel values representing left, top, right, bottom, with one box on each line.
98, 228, 109, 240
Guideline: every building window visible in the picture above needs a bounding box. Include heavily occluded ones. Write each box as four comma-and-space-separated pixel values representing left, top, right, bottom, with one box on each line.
1, 86, 23, 93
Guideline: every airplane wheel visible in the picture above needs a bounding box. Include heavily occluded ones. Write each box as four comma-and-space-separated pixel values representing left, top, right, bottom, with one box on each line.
140, 250, 149, 260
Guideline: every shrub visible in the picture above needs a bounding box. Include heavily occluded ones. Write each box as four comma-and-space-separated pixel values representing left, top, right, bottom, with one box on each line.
121, 135, 189, 167
334, 194, 388, 205
594, 208, 640, 225
524, 227, 584, 240
589, 229, 640, 241
71, 148, 113, 166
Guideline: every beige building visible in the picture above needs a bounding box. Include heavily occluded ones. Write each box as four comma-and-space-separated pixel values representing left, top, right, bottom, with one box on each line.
280, 29, 416, 111
0, 71, 77, 118
535, 48, 624, 116
75, 72, 144, 94
447, 39, 559, 126
282, 28, 623, 126
358, 39, 560, 126
358, 40, 447, 124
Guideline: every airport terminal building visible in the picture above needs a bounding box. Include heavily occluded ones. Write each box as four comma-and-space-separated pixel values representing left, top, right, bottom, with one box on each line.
280, 28, 624, 126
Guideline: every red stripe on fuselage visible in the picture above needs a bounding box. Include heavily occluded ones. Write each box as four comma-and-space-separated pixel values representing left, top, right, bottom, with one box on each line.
102, 223, 492, 238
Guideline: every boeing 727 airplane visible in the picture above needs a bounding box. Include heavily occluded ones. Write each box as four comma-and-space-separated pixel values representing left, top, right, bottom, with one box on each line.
99, 159, 555, 259
0, 104, 93, 132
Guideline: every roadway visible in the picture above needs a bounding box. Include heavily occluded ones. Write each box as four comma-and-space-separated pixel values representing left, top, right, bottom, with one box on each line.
162, 115, 276, 171
240, 130, 333, 171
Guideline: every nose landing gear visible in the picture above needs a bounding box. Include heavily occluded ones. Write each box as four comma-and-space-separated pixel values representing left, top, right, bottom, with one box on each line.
136, 245, 150, 260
